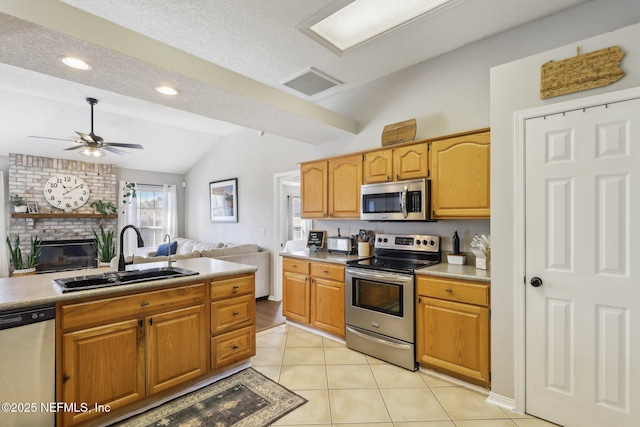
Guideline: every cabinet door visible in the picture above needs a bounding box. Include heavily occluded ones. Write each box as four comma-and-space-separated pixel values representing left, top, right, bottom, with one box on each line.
430, 130, 490, 218
416, 296, 489, 386
61, 319, 144, 426
211, 325, 256, 370
146, 305, 207, 395
363, 149, 393, 183
282, 271, 310, 323
393, 143, 428, 181
328, 154, 362, 218
301, 160, 328, 218
311, 277, 345, 337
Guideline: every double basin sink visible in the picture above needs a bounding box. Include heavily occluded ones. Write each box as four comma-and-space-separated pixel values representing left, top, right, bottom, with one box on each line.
53, 267, 199, 293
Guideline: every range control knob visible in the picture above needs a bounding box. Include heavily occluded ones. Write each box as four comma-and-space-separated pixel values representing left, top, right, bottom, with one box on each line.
383, 238, 388, 243
423, 240, 429, 246
415, 239, 421, 245
430, 240, 435, 246
377, 237, 382, 243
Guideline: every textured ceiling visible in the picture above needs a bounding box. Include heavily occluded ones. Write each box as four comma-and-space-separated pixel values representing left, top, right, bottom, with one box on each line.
0, 0, 588, 173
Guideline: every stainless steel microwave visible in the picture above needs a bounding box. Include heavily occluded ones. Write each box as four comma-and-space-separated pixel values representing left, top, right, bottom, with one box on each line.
360, 178, 429, 221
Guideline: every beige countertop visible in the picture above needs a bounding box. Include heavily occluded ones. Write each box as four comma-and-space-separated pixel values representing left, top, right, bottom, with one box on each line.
0, 257, 257, 312
416, 263, 491, 283
281, 249, 366, 264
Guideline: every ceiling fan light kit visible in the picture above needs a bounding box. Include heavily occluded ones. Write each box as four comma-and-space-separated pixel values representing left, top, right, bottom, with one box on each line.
29, 97, 144, 158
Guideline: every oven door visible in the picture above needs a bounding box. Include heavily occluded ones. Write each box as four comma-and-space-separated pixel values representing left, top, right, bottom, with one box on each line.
345, 267, 414, 343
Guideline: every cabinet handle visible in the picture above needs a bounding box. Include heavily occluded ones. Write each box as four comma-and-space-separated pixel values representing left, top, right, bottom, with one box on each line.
140, 301, 149, 307
323, 270, 329, 274
445, 288, 453, 293
62, 374, 70, 384
232, 312, 239, 316
387, 175, 390, 180
232, 285, 240, 293
232, 345, 239, 350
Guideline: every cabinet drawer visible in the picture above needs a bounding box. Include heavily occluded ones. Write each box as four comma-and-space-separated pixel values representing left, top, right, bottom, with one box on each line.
417, 276, 489, 306
211, 294, 255, 334
283, 258, 310, 274
211, 325, 256, 369
210, 274, 254, 300
310, 262, 344, 281
61, 283, 205, 331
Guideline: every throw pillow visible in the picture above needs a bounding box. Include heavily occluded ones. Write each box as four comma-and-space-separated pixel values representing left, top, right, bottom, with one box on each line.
156, 241, 177, 256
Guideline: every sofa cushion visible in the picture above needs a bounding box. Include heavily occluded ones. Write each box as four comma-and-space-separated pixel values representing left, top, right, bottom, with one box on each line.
156, 241, 177, 256
173, 251, 202, 260
201, 244, 260, 258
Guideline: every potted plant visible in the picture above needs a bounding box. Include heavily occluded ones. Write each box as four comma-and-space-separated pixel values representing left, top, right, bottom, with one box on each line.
93, 227, 116, 266
6, 235, 41, 275
121, 182, 137, 213
90, 200, 118, 216
9, 194, 27, 213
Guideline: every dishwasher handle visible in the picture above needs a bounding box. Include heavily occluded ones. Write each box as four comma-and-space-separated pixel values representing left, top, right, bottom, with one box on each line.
0, 306, 55, 330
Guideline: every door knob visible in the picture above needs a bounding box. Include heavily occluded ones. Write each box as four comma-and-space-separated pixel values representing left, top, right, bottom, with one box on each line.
530, 277, 543, 287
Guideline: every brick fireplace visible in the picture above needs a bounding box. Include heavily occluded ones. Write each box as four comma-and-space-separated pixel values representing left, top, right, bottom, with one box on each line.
8, 153, 118, 266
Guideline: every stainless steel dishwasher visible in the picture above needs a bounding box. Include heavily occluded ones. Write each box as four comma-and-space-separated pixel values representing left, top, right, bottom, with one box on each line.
0, 305, 55, 427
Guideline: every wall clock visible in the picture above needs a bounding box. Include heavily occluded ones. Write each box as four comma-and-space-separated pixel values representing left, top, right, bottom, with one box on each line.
43, 174, 90, 212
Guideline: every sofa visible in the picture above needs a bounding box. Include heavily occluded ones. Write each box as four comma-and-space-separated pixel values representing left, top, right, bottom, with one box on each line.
112, 238, 271, 298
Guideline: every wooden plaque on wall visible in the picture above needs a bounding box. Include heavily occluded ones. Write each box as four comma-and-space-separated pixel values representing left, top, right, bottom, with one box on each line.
540, 46, 625, 99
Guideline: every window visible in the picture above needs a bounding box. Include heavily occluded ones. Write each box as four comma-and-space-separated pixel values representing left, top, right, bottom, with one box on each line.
136, 184, 165, 248
289, 195, 310, 241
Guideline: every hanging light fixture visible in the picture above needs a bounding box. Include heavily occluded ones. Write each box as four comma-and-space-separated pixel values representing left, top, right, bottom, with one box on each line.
80, 146, 106, 158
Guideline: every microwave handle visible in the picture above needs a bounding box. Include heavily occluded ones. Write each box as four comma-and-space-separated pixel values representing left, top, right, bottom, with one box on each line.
401, 185, 408, 218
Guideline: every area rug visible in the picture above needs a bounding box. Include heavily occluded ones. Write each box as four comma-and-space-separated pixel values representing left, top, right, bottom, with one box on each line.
112, 368, 307, 427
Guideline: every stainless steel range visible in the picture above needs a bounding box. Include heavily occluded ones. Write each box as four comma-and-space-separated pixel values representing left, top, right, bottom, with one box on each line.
345, 233, 440, 371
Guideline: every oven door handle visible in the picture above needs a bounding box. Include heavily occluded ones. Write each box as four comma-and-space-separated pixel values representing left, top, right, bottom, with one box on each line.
346, 326, 413, 350
346, 268, 413, 285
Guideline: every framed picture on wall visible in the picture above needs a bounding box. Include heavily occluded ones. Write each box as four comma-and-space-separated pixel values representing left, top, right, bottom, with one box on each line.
210, 178, 238, 222
27, 202, 38, 213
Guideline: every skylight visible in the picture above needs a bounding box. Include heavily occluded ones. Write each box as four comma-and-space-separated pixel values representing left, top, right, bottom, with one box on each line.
308, 0, 453, 52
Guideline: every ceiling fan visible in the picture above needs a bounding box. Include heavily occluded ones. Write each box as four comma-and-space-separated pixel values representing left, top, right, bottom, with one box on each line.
29, 97, 144, 158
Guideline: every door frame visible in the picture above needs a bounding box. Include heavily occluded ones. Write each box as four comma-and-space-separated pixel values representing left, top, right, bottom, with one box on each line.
272, 169, 301, 302
513, 85, 640, 414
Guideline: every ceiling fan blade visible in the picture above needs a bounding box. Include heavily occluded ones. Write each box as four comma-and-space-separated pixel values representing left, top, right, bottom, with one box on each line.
75, 131, 95, 143
103, 142, 144, 150
28, 135, 77, 142
64, 145, 84, 151
102, 145, 131, 156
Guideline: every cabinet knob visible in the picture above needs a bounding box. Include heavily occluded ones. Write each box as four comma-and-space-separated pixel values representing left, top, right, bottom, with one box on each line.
396, 174, 399, 180
387, 175, 390, 180
445, 288, 453, 293
140, 301, 149, 307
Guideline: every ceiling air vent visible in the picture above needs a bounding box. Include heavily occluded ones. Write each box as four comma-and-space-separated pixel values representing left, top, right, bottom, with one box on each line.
283, 68, 341, 96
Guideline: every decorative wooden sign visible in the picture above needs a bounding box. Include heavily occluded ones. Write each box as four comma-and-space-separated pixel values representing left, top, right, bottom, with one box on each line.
540, 46, 625, 99
307, 230, 326, 249
382, 118, 416, 146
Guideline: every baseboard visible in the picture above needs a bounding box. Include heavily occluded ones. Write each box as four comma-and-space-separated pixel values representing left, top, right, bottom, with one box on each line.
486, 391, 517, 412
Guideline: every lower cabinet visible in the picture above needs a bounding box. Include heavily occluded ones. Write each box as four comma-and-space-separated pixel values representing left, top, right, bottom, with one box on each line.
416, 275, 490, 387
210, 274, 256, 370
282, 257, 345, 337
57, 274, 257, 427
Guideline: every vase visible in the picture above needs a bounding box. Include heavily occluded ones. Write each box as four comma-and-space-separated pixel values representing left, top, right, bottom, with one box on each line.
98, 262, 111, 268
12, 267, 36, 276
14, 205, 28, 213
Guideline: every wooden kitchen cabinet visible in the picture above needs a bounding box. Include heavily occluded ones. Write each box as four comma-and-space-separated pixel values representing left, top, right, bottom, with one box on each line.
363, 142, 428, 183
301, 154, 362, 219
58, 283, 207, 426
416, 275, 490, 387
209, 274, 256, 370
300, 160, 328, 218
429, 128, 490, 218
282, 257, 345, 337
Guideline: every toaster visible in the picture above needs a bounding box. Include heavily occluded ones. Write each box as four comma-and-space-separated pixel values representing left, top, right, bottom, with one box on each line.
326, 235, 356, 255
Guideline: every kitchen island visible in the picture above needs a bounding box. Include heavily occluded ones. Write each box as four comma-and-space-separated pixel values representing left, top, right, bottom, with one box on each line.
0, 257, 258, 427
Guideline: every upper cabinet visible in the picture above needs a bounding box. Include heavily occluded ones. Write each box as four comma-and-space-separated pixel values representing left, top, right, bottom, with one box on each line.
363, 143, 428, 184
429, 128, 490, 219
301, 154, 362, 219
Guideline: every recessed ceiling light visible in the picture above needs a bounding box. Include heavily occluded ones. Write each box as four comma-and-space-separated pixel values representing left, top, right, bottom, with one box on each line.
60, 56, 92, 70
155, 86, 179, 96
303, 0, 454, 53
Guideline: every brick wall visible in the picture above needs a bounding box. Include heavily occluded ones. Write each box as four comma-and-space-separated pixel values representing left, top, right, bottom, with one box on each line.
8, 153, 118, 259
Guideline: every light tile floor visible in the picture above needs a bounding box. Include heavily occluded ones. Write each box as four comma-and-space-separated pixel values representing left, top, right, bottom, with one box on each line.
251, 323, 560, 427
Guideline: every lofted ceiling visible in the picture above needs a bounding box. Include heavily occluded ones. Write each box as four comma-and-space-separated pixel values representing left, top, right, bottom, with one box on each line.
0, 0, 588, 173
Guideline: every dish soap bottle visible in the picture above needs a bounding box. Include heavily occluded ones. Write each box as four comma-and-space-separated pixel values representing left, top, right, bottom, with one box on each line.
452, 231, 460, 254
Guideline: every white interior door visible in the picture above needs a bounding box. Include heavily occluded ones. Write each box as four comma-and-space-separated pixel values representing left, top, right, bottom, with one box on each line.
525, 98, 640, 427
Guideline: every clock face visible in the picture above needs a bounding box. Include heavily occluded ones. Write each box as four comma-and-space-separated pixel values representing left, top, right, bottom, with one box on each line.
43, 174, 90, 211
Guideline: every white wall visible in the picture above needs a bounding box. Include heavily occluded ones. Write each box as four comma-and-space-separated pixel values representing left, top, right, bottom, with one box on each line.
491, 21, 640, 403
183, 0, 640, 402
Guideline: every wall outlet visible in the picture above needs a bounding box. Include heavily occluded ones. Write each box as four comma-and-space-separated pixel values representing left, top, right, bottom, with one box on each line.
259, 228, 265, 236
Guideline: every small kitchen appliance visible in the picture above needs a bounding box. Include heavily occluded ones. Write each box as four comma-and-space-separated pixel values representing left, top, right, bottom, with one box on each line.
360, 178, 430, 221
326, 228, 357, 254
345, 233, 440, 370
